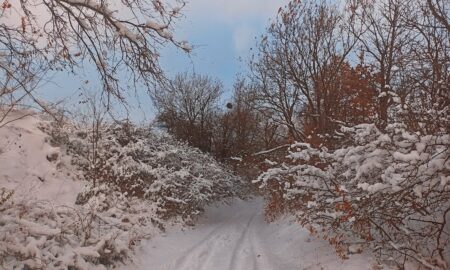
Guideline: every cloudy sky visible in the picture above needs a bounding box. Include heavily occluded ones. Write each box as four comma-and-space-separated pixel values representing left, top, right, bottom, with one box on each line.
39, 0, 289, 119
161, 0, 289, 88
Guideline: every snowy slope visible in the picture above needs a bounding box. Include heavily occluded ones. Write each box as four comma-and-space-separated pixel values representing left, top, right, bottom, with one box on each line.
124, 198, 379, 270
0, 112, 162, 269
0, 110, 83, 205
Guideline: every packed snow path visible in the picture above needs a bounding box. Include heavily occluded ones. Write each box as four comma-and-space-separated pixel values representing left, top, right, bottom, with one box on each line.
125, 198, 374, 270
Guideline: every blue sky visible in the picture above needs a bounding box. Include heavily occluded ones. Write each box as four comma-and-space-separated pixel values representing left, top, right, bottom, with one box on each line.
38, 0, 289, 120
160, 0, 290, 89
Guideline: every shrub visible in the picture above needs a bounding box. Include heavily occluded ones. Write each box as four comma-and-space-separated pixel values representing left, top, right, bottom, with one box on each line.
255, 123, 450, 269
48, 121, 244, 224
0, 186, 156, 269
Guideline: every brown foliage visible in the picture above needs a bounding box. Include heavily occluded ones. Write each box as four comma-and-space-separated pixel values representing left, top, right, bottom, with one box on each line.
303, 60, 378, 147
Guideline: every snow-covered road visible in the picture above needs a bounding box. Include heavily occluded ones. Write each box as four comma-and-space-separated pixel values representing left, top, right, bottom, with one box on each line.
125, 198, 375, 270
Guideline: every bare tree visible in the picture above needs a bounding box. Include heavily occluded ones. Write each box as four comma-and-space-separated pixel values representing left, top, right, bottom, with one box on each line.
250, 0, 358, 140
400, 0, 449, 133
349, 0, 416, 129
151, 72, 222, 152
252, 1, 449, 267
212, 78, 283, 159
0, 38, 49, 127
426, 0, 450, 32
0, 0, 190, 107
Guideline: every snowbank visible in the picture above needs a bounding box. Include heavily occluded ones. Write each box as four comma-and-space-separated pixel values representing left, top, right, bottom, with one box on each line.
0, 110, 83, 204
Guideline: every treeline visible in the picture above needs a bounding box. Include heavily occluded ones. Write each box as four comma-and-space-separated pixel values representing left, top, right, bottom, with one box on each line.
152, 0, 449, 268
151, 73, 283, 158
152, 0, 448, 165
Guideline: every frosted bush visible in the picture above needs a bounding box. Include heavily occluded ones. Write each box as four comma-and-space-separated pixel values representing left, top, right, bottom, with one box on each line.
53, 121, 243, 223
0, 187, 157, 269
256, 123, 449, 269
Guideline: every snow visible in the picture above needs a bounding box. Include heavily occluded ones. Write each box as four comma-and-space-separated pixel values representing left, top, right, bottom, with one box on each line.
357, 182, 390, 193
116, 22, 139, 42
179, 41, 192, 52
393, 150, 420, 162
1, 111, 426, 269
1, 216, 61, 236
0, 112, 162, 269
146, 20, 165, 30
123, 198, 379, 270
264, 158, 277, 165
172, 5, 183, 14
256, 121, 450, 268
0, 183, 161, 269
0, 110, 83, 204
230, 156, 243, 162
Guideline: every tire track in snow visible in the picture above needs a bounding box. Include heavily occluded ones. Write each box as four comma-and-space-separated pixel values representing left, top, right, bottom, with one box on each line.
228, 211, 257, 270
247, 211, 278, 270
171, 207, 241, 270
125, 199, 374, 270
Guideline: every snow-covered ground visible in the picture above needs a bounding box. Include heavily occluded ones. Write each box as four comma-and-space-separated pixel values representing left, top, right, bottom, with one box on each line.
0, 112, 159, 269
124, 198, 377, 270
0, 110, 83, 204
0, 112, 381, 270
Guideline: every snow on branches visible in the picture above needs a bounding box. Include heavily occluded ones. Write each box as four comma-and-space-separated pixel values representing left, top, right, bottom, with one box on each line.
0, 0, 191, 102
255, 123, 450, 269
0, 115, 243, 269
50, 121, 243, 224
0, 187, 158, 269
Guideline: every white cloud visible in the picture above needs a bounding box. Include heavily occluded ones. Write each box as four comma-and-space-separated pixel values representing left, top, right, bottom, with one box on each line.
178, 0, 290, 54
185, 0, 290, 23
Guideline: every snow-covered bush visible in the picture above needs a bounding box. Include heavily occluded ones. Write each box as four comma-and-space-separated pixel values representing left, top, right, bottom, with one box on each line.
48, 121, 243, 224
255, 123, 449, 269
0, 185, 158, 269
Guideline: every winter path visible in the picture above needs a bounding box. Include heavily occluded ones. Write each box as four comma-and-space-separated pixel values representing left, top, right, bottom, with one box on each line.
123, 198, 376, 270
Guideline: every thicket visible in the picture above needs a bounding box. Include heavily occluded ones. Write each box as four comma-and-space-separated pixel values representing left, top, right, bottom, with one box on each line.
44, 119, 245, 224
251, 0, 450, 268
